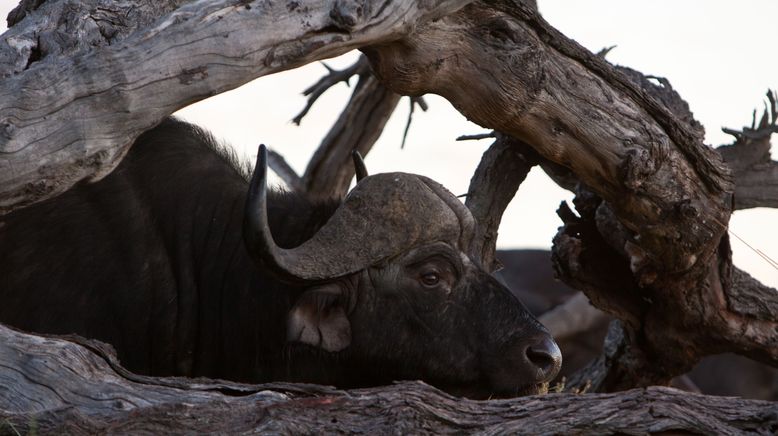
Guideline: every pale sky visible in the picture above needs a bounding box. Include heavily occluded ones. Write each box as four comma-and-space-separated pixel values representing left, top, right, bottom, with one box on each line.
1, 0, 776, 287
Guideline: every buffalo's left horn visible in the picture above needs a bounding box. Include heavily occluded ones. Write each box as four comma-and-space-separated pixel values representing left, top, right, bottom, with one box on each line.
352, 150, 368, 182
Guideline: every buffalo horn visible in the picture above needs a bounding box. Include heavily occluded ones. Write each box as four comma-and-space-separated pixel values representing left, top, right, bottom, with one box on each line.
243, 144, 302, 282
244, 144, 368, 283
244, 144, 470, 283
352, 150, 368, 182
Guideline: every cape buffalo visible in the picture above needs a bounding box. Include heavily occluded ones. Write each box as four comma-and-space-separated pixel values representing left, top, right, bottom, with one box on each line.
0, 118, 560, 397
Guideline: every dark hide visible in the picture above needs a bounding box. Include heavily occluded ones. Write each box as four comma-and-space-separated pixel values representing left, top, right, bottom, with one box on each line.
0, 119, 333, 382
0, 119, 559, 397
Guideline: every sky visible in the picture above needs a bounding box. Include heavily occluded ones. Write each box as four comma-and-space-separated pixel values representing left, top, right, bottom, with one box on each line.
1, 0, 776, 287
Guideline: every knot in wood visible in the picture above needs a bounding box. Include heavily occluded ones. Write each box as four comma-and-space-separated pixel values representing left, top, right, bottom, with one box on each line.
329, 0, 365, 32
675, 199, 699, 219
179, 66, 209, 85
0, 121, 16, 141
621, 146, 662, 192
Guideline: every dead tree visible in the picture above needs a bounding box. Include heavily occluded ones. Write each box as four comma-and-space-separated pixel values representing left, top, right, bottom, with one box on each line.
1, 0, 776, 432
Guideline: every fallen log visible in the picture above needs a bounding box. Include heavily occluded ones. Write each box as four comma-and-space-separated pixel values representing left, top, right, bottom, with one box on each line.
1, 323, 776, 434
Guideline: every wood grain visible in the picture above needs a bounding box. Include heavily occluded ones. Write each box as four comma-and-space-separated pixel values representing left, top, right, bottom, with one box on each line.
1, 323, 776, 434
0, 0, 472, 215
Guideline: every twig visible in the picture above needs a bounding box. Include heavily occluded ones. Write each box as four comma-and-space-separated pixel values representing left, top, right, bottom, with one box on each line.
596, 45, 616, 59
266, 148, 304, 192
1, 419, 22, 436
292, 56, 371, 125
400, 96, 428, 149
722, 89, 778, 142
456, 132, 496, 141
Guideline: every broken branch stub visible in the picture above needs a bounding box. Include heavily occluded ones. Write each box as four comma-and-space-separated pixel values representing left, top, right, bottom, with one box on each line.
717, 89, 778, 210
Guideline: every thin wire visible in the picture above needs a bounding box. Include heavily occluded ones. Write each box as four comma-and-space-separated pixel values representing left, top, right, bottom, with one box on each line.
712, 216, 778, 271
757, 249, 778, 269
728, 230, 778, 270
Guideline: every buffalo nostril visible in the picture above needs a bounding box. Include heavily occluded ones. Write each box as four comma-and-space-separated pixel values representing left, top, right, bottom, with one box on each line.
525, 337, 562, 381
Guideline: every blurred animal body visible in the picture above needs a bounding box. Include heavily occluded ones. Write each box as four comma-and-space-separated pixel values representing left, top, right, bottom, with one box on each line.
497, 249, 778, 400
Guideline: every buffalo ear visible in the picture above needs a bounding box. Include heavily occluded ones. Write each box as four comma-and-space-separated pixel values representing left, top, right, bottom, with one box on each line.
287, 284, 351, 352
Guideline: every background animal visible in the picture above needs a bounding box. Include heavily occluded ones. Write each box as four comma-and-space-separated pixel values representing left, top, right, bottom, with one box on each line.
497, 249, 778, 400
0, 118, 561, 398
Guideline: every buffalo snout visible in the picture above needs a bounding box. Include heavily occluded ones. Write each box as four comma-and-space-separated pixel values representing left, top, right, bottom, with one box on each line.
484, 333, 562, 396
522, 335, 562, 382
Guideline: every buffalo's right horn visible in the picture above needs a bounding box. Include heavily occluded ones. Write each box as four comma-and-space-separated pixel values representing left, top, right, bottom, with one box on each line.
243, 144, 301, 282
352, 150, 368, 182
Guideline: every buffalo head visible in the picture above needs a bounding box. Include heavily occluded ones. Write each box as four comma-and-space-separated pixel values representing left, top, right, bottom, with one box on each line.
244, 145, 560, 397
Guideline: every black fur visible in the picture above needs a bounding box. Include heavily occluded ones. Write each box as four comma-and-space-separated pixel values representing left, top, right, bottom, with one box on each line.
0, 118, 559, 396
0, 118, 335, 381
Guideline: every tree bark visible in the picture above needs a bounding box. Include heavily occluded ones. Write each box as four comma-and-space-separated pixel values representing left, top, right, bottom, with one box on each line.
0, 0, 471, 215
1, 324, 776, 435
465, 133, 538, 272
717, 90, 778, 210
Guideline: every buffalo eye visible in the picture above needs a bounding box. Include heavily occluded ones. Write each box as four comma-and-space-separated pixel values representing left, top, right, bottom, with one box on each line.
420, 271, 440, 287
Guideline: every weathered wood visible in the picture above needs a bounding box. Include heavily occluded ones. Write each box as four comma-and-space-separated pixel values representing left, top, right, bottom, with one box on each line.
291, 55, 372, 126
537, 291, 606, 341
1, 0, 188, 76
1, 323, 776, 435
718, 90, 778, 210
465, 133, 538, 272
1, 0, 777, 429
0, 0, 472, 215
266, 55, 401, 199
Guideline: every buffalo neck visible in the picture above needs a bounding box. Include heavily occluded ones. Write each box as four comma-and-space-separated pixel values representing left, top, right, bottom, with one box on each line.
124, 120, 338, 382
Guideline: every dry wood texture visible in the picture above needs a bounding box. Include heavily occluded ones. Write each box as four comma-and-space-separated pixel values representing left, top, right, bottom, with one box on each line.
1, 324, 777, 435
718, 90, 778, 210
465, 133, 538, 272
0, 0, 471, 215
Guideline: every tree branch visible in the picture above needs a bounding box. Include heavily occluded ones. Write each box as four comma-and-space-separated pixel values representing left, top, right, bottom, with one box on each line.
1, 323, 776, 434
0, 0, 473, 215
365, 0, 732, 282
291, 56, 371, 125
718, 89, 778, 210
266, 148, 304, 192
400, 96, 428, 149
537, 292, 608, 341
301, 72, 401, 199
464, 134, 538, 271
